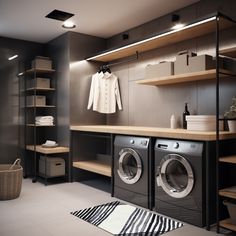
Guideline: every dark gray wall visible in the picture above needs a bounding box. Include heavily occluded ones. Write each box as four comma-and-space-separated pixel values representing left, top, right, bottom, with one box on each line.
47, 33, 70, 147
0, 37, 45, 164
69, 32, 106, 125
47, 32, 106, 146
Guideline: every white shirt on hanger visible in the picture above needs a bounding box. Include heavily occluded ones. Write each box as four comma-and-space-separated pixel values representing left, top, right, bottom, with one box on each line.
87, 71, 122, 114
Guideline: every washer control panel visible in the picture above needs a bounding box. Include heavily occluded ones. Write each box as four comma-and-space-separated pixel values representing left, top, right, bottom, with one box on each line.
155, 139, 203, 156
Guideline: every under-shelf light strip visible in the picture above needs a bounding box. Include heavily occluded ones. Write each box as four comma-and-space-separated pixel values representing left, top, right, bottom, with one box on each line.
86, 16, 216, 61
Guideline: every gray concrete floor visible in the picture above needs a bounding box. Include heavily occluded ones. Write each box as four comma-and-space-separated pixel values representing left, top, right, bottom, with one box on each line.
0, 178, 232, 236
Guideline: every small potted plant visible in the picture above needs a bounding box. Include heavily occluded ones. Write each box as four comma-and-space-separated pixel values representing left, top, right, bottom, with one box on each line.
224, 96, 236, 132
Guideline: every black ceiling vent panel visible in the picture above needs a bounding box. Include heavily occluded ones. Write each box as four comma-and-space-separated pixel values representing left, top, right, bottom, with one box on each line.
46, 10, 74, 21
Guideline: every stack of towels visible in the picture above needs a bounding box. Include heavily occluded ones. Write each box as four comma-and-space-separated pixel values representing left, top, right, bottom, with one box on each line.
35, 116, 54, 126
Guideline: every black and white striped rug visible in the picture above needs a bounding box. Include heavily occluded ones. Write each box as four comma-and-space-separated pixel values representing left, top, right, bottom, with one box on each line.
71, 201, 183, 235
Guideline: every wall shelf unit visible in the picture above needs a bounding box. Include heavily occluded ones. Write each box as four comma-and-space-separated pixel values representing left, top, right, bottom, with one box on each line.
136, 69, 235, 86
86, 14, 234, 62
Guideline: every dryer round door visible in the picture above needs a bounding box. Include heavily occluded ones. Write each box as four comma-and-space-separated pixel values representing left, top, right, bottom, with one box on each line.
117, 148, 142, 184
156, 154, 194, 198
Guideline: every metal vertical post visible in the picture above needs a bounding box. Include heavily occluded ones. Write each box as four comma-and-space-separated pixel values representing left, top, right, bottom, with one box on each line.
23, 62, 28, 178
111, 133, 114, 197
215, 14, 220, 234
33, 65, 37, 183
205, 141, 210, 230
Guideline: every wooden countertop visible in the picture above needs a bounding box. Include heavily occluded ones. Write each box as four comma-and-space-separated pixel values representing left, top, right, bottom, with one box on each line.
70, 125, 236, 141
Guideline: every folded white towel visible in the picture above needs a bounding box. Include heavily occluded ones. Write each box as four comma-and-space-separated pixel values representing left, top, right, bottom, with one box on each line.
36, 120, 54, 123
35, 116, 54, 121
45, 140, 56, 145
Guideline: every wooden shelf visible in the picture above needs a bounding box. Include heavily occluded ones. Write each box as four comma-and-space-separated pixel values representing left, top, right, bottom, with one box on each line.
219, 155, 236, 164
27, 124, 55, 127
220, 47, 236, 58
24, 68, 55, 74
87, 15, 233, 62
220, 219, 236, 231
26, 87, 55, 92
219, 187, 236, 199
136, 69, 234, 86
26, 145, 69, 154
26, 105, 56, 108
73, 160, 111, 177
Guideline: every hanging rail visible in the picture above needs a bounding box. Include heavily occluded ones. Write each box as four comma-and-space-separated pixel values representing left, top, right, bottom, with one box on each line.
99, 51, 139, 72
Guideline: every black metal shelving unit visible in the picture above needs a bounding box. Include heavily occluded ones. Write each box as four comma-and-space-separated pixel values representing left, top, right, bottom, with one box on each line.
215, 13, 236, 233
22, 58, 70, 185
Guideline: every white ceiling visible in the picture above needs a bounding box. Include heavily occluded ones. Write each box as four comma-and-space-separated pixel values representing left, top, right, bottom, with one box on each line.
0, 0, 199, 43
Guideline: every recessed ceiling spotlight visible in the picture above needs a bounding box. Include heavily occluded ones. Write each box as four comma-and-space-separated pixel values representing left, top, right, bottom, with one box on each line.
18, 72, 23, 76
8, 55, 18, 61
171, 23, 185, 30
62, 21, 76, 29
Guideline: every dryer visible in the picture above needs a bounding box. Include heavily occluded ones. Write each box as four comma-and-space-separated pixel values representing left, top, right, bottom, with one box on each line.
114, 135, 150, 208
154, 139, 205, 227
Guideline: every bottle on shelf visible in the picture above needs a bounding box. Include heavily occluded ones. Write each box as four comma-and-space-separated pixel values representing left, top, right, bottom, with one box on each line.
183, 103, 190, 129
170, 114, 177, 129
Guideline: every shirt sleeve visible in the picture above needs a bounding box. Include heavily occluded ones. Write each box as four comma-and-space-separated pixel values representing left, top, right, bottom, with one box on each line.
87, 75, 95, 110
115, 78, 122, 110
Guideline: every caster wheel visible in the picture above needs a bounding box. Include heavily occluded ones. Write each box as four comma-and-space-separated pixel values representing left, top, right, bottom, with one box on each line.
32, 178, 37, 183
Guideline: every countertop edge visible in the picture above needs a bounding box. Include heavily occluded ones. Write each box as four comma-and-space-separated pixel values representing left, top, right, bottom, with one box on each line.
70, 125, 236, 141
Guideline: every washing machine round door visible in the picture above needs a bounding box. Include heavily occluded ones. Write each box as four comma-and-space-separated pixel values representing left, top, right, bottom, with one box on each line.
156, 154, 194, 198
117, 148, 142, 184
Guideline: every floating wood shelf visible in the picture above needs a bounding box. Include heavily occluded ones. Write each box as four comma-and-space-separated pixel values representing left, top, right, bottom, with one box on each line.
26, 87, 55, 92
73, 160, 111, 177
220, 219, 236, 231
219, 155, 236, 164
26, 145, 69, 154
219, 187, 236, 199
87, 15, 233, 62
24, 68, 55, 74
220, 47, 236, 58
136, 69, 234, 86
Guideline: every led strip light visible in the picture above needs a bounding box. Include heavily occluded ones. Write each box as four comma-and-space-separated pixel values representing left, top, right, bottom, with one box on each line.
86, 16, 216, 61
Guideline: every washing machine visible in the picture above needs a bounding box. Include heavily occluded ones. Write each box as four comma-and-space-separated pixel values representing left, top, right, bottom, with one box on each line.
154, 139, 205, 227
114, 135, 150, 208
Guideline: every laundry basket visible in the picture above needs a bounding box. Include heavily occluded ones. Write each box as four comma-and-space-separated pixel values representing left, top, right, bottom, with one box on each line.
0, 159, 23, 200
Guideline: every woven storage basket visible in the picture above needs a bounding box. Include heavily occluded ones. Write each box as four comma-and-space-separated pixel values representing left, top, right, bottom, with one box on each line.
0, 159, 23, 200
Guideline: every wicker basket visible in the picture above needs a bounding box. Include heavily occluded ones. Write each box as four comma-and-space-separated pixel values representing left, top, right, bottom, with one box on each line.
0, 159, 23, 200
